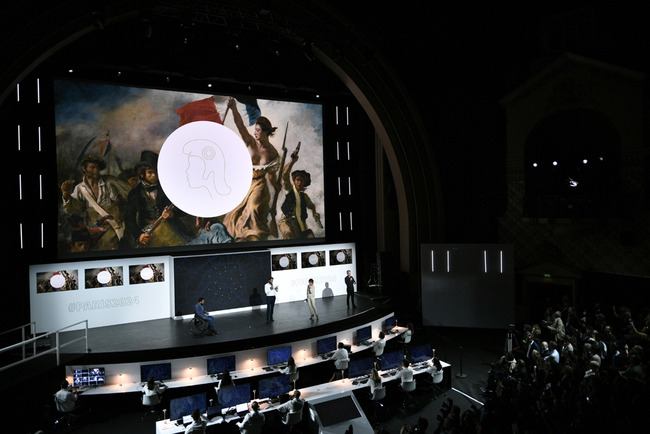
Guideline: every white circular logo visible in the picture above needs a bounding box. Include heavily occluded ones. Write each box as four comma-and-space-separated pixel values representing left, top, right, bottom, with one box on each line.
158, 121, 252, 217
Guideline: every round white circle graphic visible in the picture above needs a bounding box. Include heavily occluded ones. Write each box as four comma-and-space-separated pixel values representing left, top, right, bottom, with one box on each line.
50, 274, 65, 289
97, 270, 111, 284
336, 251, 346, 263
279, 256, 290, 268
140, 267, 154, 281
158, 121, 253, 218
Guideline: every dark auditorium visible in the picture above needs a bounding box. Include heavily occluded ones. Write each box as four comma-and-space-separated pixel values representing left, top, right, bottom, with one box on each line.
1, 2, 649, 434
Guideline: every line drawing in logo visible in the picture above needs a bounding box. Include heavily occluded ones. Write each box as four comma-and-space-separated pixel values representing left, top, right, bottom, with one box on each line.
182, 139, 232, 199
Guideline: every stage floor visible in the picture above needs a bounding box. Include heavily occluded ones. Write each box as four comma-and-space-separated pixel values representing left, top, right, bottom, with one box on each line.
58, 293, 389, 363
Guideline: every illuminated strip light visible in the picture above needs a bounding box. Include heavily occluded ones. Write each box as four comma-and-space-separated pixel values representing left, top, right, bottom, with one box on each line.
431, 251, 435, 272
41, 223, 44, 248
336, 141, 340, 161
335, 106, 339, 125
37, 78, 40, 103
19, 224, 23, 249
19, 175, 22, 200
16, 83, 20, 101
447, 251, 450, 272
484, 250, 488, 273
339, 212, 343, 231
346, 106, 350, 126
349, 212, 353, 230
38, 126, 42, 151
500, 251, 503, 273
39, 174, 43, 200
17, 125, 21, 151
451, 387, 484, 406
338, 177, 341, 196
347, 141, 350, 161
348, 177, 351, 195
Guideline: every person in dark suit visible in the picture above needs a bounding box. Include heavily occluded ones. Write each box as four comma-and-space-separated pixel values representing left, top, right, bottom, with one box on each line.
345, 270, 356, 308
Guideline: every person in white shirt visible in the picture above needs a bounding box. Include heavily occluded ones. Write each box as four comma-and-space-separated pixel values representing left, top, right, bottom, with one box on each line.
402, 323, 414, 344
236, 401, 265, 434
306, 278, 318, 320
279, 357, 297, 375
368, 369, 383, 395
373, 332, 386, 369
185, 409, 207, 434
54, 380, 78, 413
265, 277, 279, 324
396, 359, 414, 385
277, 390, 305, 421
143, 375, 167, 397
329, 342, 349, 381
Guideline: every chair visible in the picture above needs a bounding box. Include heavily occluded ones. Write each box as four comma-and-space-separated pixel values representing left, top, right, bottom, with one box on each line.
189, 315, 209, 335
431, 369, 446, 400
289, 371, 300, 390
142, 393, 161, 421
54, 395, 81, 427
282, 410, 303, 433
368, 387, 387, 421
400, 379, 417, 409
338, 360, 349, 380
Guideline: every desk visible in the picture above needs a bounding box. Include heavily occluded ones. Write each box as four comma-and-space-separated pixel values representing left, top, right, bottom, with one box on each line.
155, 357, 450, 434
79, 326, 408, 396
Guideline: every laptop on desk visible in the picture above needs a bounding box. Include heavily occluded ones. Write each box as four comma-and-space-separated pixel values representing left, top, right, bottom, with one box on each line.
236, 403, 249, 414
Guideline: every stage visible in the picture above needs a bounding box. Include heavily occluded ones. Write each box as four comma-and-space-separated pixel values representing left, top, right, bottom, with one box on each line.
57, 293, 392, 364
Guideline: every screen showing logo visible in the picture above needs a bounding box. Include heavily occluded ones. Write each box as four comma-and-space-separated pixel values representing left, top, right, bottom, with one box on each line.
158, 121, 252, 217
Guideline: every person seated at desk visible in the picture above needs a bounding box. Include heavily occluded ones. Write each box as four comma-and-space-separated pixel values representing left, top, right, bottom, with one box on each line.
401, 323, 414, 344
426, 357, 443, 376
329, 342, 349, 382
185, 409, 208, 434
279, 356, 297, 375
236, 401, 265, 434
368, 369, 383, 395
277, 390, 304, 422
55, 380, 79, 413
143, 375, 167, 398
217, 370, 235, 393
373, 332, 386, 370
396, 359, 414, 385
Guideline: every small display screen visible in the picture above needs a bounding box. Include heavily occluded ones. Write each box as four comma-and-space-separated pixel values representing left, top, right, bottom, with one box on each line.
385, 316, 396, 330
356, 326, 371, 343
258, 374, 291, 400
207, 355, 236, 376
72, 367, 105, 387
218, 383, 251, 408
140, 362, 172, 382
411, 344, 433, 363
170, 392, 206, 421
380, 350, 404, 371
348, 357, 374, 378
267, 346, 292, 366
317, 336, 337, 355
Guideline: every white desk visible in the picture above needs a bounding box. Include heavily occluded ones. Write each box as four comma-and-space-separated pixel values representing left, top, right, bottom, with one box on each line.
155, 357, 450, 434
80, 327, 408, 396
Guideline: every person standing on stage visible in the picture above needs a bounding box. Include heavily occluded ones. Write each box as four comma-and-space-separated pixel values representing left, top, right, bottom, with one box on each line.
265, 277, 279, 324
345, 270, 357, 309
194, 297, 219, 336
307, 278, 319, 320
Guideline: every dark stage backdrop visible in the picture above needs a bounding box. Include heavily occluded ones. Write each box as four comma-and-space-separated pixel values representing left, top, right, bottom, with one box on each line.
174, 251, 271, 316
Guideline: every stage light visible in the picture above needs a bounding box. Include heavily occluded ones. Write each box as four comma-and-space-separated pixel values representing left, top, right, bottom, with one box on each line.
583, 159, 588, 164
532, 163, 538, 167
553, 161, 558, 166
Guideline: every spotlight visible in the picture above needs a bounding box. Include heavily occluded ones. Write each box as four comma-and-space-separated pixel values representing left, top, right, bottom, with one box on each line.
552, 161, 558, 166
583, 159, 588, 164
532, 163, 538, 167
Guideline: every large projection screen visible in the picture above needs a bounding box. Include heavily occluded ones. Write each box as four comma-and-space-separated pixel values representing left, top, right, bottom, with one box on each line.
421, 244, 514, 329
54, 79, 325, 258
